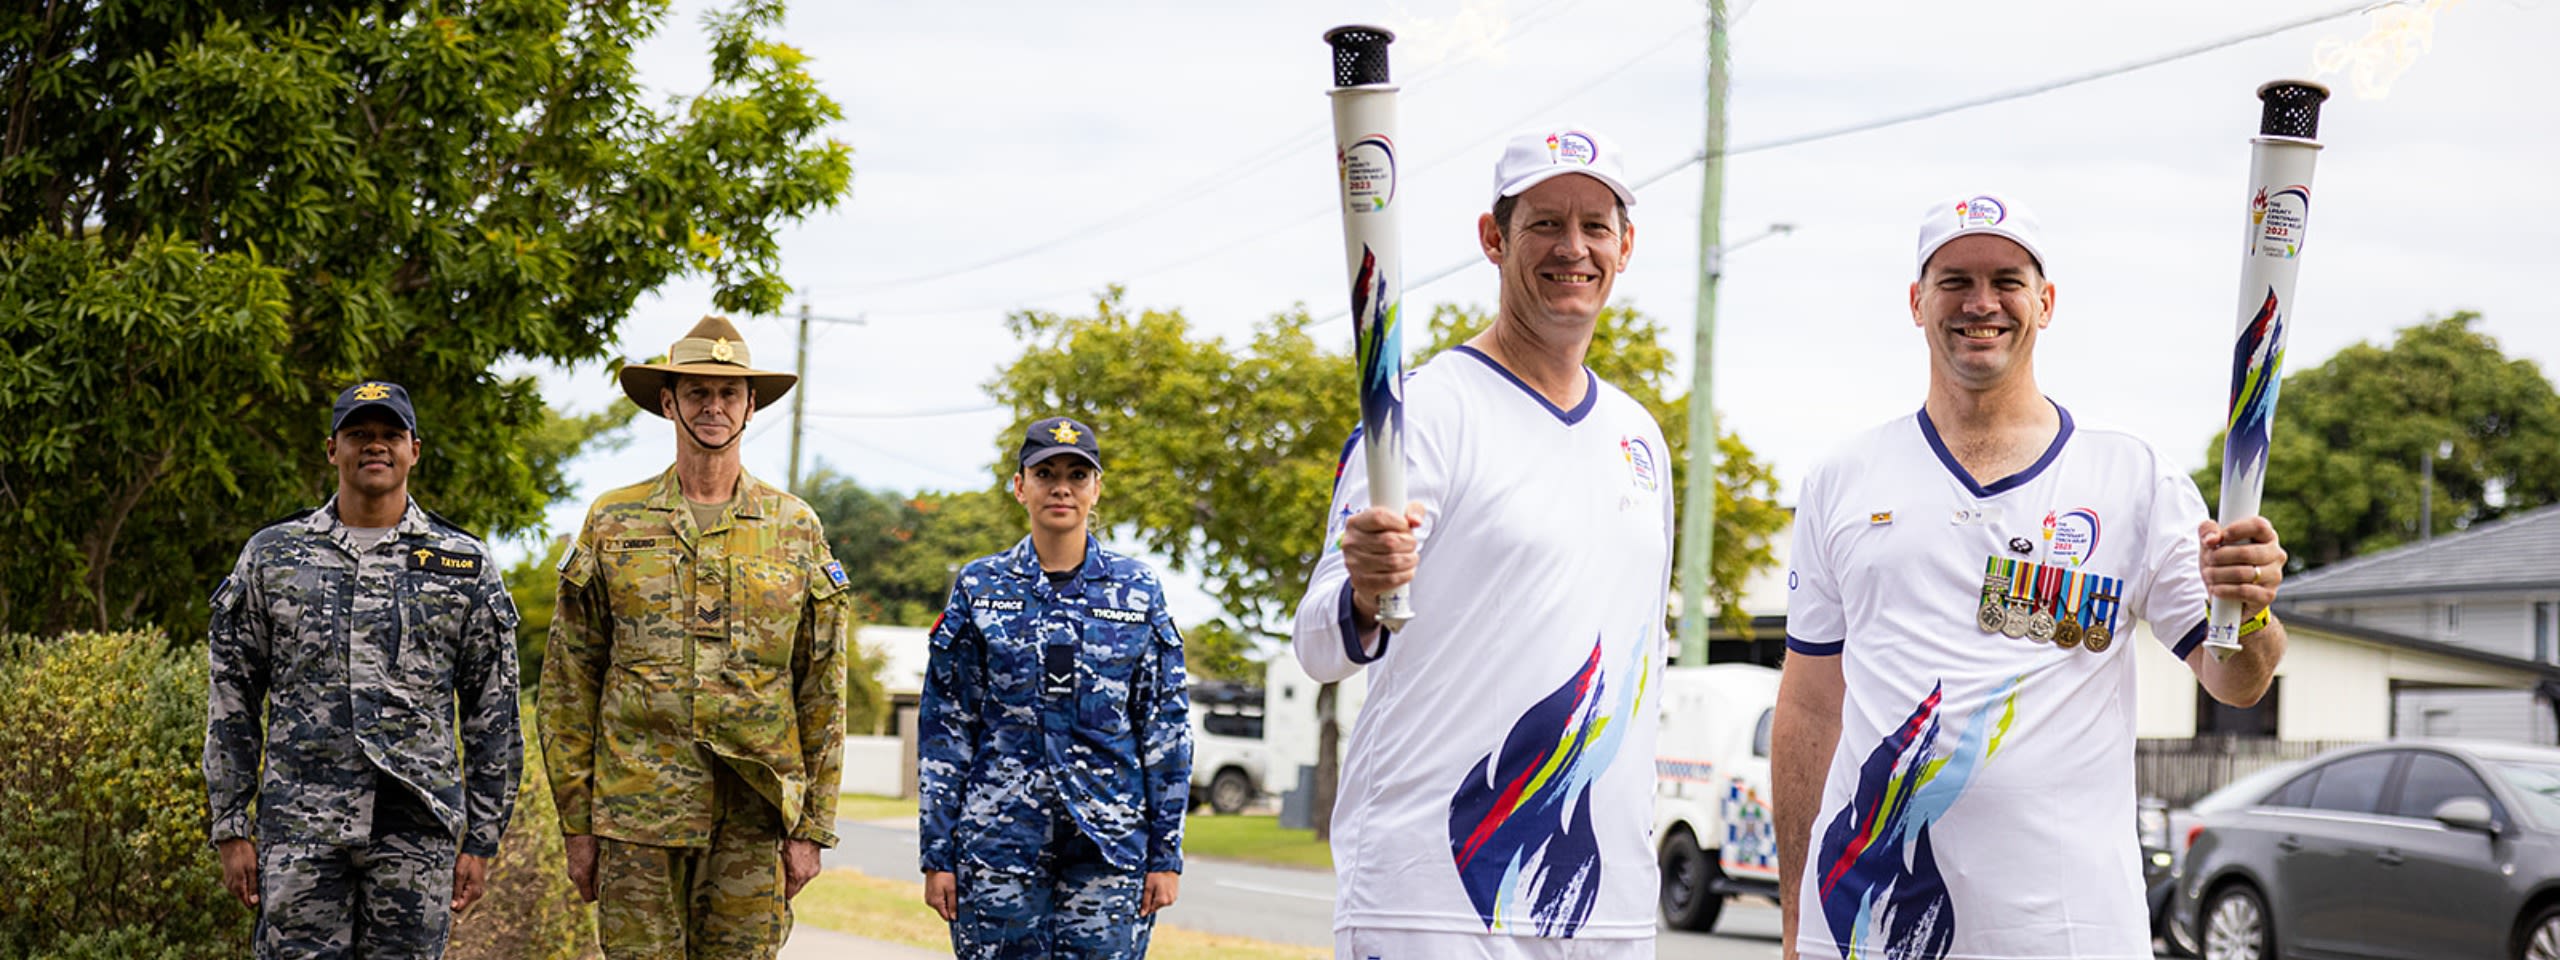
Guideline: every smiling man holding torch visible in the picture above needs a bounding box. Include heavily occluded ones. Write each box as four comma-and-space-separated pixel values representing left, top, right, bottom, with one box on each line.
1770, 82, 2327, 960
1294, 30, 1675, 960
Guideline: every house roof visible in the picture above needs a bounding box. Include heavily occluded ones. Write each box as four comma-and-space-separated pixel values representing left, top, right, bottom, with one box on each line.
2278, 503, 2560, 601
2279, 611, 2560, 683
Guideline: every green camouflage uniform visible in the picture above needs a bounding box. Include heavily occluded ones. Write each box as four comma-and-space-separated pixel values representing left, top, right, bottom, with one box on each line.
205, 497, 522, 959
543, 467, 849, 958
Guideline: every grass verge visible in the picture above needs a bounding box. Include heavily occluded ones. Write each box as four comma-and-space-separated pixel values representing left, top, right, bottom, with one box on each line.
794, 869, 1325, 960
1181, 814, 1332, 871
840, 792, 920, 823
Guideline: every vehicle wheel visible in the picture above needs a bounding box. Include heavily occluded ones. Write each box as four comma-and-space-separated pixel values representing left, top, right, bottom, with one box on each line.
2518, 903, 2560, 960
2202, 883, 2274, 960
1209, 768, 1255, 815
1657, 829, 1725, 932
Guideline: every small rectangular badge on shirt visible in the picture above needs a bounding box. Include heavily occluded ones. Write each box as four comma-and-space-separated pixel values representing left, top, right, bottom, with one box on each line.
406, 547, 482, 576
605, 536, 675, 552
976, 598, 1025, 612
1088, 607, 1146, 624
823, 559, 848, 588
1042, 645, 1075, 698
1870, 511, 1894, 526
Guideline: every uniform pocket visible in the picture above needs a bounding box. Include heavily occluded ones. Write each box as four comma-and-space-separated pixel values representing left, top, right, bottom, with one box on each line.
1076, 618, 1149, 737
602, 547, 688, 665
733, 558, 806, 669
398, 573, 469, 685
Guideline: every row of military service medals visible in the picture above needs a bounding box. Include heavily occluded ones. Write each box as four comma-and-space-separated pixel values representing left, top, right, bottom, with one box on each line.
1978, 557, 2124, 653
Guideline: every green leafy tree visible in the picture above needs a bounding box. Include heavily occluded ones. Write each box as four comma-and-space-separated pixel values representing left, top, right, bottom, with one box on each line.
0, 0, 853, 637
2196, 313, 2560, 568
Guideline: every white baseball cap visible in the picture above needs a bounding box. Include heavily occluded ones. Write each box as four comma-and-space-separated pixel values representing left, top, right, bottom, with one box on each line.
1915, 192, 2046, 278
1491, 129, 1637, 209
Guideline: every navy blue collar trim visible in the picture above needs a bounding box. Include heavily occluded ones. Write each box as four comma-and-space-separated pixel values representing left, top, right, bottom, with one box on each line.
1454, 345, 1597, 425
1916, 400, 2073, 498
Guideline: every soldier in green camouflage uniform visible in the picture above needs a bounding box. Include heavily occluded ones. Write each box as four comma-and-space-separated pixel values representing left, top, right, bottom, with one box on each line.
205, 380, 522, 960
543, 316, 851, 959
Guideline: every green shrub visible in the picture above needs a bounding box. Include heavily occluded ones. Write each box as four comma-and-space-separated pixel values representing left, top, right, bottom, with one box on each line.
0, 630, 252, 958
447, 700, 599, 960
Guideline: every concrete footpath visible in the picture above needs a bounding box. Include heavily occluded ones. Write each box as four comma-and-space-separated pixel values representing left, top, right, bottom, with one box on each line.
781, 924, 949, 959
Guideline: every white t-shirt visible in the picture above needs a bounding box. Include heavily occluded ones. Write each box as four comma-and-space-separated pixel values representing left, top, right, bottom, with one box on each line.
1786, 404, 2210, 960
1293, 346, 1675, 940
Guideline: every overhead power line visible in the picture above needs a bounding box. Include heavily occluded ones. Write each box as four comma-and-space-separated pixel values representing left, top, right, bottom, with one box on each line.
1322, 0, 2382, 321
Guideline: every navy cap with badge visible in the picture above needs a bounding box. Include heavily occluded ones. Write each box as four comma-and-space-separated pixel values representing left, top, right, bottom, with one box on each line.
1018, 416, 1101, 471
331, 380, 419, 435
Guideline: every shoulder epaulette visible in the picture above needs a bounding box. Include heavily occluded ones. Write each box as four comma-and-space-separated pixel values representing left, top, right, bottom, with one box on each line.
419, 506, 484, 543
255, 507, 319, 532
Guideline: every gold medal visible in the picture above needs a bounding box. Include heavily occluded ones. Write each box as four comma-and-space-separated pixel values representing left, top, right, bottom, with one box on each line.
2084, 581, 2120, 654
2052, 569, 2084, 648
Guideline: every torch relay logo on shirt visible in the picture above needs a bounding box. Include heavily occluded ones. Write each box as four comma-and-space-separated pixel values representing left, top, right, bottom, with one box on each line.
2042, 508, 2102, 567
1621, 436, 1658, 492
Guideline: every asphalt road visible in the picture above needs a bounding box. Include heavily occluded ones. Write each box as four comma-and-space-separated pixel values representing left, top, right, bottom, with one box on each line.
830, 818, 2172, 959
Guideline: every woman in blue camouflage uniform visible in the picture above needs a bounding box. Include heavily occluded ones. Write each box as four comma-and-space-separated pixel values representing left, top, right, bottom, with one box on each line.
917, 416, 1192, 959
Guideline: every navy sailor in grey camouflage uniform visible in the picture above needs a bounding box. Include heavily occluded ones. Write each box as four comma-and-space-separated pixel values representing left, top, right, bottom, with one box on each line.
205, 380, 523, 959
918, 416, 1192, 959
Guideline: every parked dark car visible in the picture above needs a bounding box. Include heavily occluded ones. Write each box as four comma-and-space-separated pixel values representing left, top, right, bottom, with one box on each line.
2157, 761, 2308, 957
2172, 741, 2560, 960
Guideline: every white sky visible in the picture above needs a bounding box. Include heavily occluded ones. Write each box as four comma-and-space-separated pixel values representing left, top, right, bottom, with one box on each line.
511, 0, 2560, 625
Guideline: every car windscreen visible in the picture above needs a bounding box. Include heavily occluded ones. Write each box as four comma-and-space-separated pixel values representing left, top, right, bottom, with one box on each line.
2491, 760, 2560, 831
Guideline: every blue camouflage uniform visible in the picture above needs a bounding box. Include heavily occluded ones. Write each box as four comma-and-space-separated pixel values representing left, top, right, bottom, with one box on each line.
918, 534, 1191, 959
205, 497, 522, 959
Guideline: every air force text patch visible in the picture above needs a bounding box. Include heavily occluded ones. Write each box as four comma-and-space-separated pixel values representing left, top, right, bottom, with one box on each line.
976, 598, 1026, 612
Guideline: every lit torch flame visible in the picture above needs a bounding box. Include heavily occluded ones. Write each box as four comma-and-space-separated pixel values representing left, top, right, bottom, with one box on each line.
1392, 0, 1514, 70
2312, 0, 2461, 100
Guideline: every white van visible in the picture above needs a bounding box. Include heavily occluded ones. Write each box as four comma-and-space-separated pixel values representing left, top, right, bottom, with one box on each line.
1653, 663, 1785, 932
1188, 680, 1273, 814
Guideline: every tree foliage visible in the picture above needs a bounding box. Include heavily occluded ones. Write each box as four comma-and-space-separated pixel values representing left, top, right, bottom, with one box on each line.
798, 467, 1020, 628
2196, 313, 2560, 568
0, 0, 853, 636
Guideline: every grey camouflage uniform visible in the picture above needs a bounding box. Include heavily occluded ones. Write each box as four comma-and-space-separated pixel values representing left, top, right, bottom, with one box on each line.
205, 497, 522, 958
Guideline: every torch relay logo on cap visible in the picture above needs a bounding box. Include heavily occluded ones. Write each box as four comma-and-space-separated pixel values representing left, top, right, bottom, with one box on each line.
1546, 131, 1598, 166
1955, 196, 2007, 228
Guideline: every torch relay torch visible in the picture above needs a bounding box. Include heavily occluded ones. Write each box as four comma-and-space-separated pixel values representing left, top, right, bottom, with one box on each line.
2208, 80, 2330, 657
1325, 25, 1416, 631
